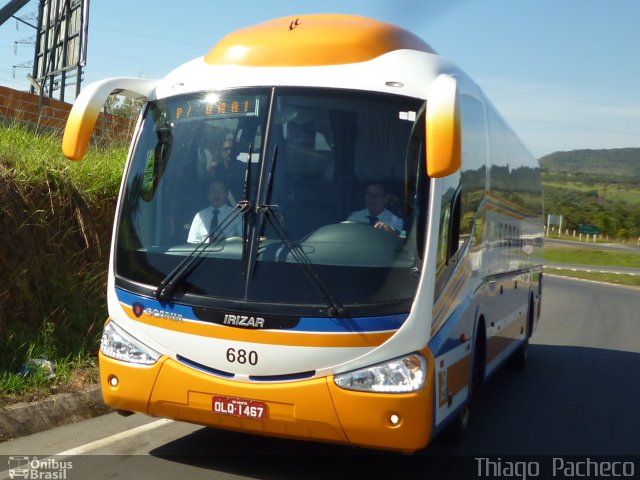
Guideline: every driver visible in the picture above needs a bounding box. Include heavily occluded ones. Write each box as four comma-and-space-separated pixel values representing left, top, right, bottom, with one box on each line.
347, 182, 403, 235
187, 179, 242, 243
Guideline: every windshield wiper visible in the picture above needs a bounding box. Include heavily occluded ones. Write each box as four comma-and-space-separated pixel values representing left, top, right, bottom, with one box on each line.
240, 144, 254, 276
253, 147, 345, 317
155, 203, 247, 301
158, 144, 256, 300
262, 207, 345, 317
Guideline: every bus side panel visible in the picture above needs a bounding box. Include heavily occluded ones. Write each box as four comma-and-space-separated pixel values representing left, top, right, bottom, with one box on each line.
481, 272, 530, 375
458, 87, 543, 379
429, 284, 478, 433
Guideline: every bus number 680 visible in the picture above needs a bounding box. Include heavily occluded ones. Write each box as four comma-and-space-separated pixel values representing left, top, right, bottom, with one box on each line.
226, 348, 258, 365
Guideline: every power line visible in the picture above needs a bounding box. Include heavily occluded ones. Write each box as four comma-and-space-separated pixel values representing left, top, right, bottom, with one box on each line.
505, 115, 640, 138
92, 25, 210, 48
485, 86, 640, 112
89, 49, 176, 67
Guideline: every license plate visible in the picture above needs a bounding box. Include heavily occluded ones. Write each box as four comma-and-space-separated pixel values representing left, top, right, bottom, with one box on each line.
212, 395, 268, 420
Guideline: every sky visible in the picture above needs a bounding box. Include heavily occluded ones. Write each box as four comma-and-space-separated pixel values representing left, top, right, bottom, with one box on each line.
1, 0, 640, 158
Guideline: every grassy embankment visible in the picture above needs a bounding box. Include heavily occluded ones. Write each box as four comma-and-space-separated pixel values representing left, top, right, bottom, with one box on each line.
544, 245, 640, 287
0, 123, 127, 405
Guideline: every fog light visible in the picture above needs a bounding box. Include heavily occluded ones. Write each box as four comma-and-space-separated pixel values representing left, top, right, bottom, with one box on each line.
389, 414, 400, 426
108, 375, 119, 387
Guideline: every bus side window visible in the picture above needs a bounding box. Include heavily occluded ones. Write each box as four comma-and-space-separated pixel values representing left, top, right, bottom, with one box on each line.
449, 188, 462, 258
436, 202, 451, 274
435, 175, 461, 297
459, 94, 487, 249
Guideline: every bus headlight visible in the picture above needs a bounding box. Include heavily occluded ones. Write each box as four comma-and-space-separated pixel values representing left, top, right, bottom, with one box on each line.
100, 320, 160, 365
334, 353, 426, 393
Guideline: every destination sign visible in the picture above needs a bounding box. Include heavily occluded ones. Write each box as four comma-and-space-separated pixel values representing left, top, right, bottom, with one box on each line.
172, 94, 260, 122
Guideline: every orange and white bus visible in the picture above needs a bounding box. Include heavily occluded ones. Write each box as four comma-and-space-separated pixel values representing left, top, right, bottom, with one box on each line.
63, 14, 543, 453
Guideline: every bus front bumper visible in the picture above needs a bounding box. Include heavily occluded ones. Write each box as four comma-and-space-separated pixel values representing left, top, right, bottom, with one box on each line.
99, 351, 435, 453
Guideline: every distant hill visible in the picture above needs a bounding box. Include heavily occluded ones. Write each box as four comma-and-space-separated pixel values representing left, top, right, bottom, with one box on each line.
539, 148, 640, 182
539, 148, 640, 239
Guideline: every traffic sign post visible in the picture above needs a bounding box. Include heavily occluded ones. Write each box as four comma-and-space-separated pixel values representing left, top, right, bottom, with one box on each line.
547, 214, 563, 238
578, 224, 600, 243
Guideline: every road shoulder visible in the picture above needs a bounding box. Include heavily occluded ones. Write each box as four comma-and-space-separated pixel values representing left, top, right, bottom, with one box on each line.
0, 384, 110, 443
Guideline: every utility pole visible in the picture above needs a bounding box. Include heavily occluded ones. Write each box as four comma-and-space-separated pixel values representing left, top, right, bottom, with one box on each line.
0, 0, 31, 27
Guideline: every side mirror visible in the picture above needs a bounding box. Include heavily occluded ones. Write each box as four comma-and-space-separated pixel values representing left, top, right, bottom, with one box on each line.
62, 78, 157, 160
426, 74, 461, 178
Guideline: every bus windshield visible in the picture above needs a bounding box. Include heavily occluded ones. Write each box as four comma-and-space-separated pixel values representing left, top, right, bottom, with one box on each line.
115, 87, 427, 317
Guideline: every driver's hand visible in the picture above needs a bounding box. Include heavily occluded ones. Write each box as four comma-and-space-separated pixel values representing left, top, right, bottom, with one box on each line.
373, 221, 399, 236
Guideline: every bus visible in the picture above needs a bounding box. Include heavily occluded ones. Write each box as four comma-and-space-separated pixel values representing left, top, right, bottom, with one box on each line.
62, 14, 543, 453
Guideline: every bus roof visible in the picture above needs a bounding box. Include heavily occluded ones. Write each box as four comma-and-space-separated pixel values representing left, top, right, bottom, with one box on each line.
204, 14, 436, 67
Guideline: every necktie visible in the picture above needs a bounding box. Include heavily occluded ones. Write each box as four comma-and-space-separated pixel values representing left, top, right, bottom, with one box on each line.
210, 209, 219, 234
368, 215, 378, 226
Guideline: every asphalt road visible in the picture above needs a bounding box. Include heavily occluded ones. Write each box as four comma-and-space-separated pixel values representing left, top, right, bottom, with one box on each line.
1, 276, 639, 479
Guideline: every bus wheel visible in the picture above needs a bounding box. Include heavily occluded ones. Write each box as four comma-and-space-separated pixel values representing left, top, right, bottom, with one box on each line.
442, 324, 485, 445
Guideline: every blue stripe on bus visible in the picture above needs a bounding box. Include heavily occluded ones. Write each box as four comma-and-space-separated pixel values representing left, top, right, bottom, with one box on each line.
428, 296, 472, 356
116, 288, 195, 317
116, 288, 408, 334
176, 355, 235, 378
249, 371, 316, 382
294, 315, 407, 333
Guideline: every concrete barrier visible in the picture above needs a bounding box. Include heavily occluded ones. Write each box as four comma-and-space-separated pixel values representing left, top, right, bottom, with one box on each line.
0, 384, 111, 442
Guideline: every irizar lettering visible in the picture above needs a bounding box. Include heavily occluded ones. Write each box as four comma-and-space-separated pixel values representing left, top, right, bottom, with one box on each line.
224, 314, 265, 328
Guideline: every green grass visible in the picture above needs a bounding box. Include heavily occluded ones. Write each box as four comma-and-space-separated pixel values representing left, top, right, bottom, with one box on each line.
1, 123, 125, 402
0, 122, 127, 202
544, 267, 640, 287
543, 242, 640, 287
0, 319, 99, 406
0, 353, 98, 406
544, 245, 640, 268
544, 180, 640, 206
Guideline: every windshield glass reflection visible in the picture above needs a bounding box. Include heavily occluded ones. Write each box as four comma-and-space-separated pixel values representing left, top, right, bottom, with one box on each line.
116, 87, 427, 316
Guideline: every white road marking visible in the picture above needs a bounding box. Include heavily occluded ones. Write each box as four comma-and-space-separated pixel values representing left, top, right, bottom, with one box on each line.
545, 266, 639, 276
0, 419, 173, 480
55, 418, 174, 456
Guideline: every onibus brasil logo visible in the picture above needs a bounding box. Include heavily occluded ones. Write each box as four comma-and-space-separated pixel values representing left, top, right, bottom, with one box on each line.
7, 457, 72, 479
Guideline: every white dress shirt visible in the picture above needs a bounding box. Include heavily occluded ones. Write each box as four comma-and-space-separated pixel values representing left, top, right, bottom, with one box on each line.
347, 208, 404, 232
187, 204, 242, 243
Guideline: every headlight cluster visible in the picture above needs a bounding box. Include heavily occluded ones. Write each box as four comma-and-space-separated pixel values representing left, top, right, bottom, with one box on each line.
334, 353, 426, 393
100, 320, 160, 365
